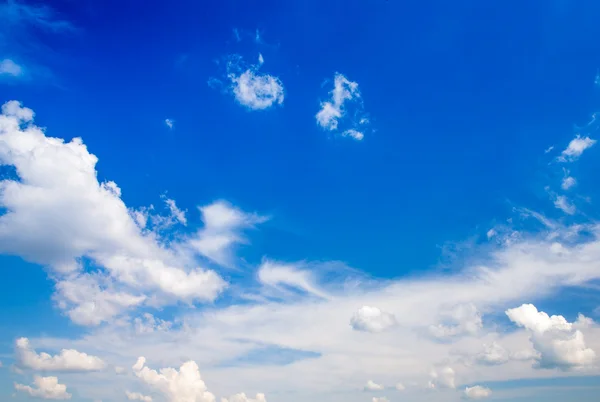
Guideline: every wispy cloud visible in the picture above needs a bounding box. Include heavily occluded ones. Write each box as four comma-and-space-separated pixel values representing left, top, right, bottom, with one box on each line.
0, 58, 24, 77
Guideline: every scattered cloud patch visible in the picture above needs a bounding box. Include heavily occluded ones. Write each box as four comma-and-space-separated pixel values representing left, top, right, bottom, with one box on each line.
558, 135, 596, 162
372, 398, 389, 402
561, 175, 576, 190
464, 385, 492, 399
316, 73, 370, 140
16, 337, 106, 372
364, 380, 385, 391
222, 393, 266, 402
126, 391, 153, 402
164, 119, 174, 130
350, 306, 397, 333
553, 195, 576, 215
506, 304, 596, 370
474, 342, 510, 366
0, 58, 23, 77
14, 376, 71, 400
394, 383, 405, 391
428, 367, 455, 389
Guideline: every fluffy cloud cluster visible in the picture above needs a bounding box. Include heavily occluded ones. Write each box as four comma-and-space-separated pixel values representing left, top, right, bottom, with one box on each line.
0, 101, 273, 325
364, 380, 385, 391
16, 337, 105, 372
223, 55, 284, 110
132, 357, 216, 402
350, 306, 397, 333
506, 304, 596, 370
221, 393, 267, 402
316, 73, 369, 140
427, 367, 455, 389
126, 391, 153, 402
464, 385, 492, 399
14, 376, 71, 400
429, 303, 482, 339
558, 135, 596, 162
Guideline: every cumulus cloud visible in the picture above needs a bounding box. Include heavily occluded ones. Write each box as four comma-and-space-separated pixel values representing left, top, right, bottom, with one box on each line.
350, 306, 397, 333
187, 200, 267, 267
316, 73, 370, 140
464, 385, 492, 399
132, 357, 216, 402
429, 303, 482, 339
506, 304, 596, 370
364, 380, 385, 391
428, 367, 455, 389
558, 135, 596, 162
222, 55, 284, 110
0, 58, 24, 77
16, 337, 105, 372
0, 101, 227, 325
126, 391, 153, 402
14, 376, 71, 400
221, 393, 266, 402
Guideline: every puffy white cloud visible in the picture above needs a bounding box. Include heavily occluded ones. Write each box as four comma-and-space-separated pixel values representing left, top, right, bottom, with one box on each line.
316, 73, 369, 141
464, 385, 492, 399
559, 135, 596, 162
364, 380, 384, 391
0, 101, 227, 324
187, 200, 267, 267
428, 367, 455, 389
225, 55, 283, 110
165, 119, 174, 129
561, 176, 576, 190
429, 303, 482, 339
350, 306, 397, 333
554, 195, 576, 215
221, 393, 266, 402
132, 357, 216, 402
0, 58, 24, 77
474, 342, 510, 366
506, 304, 596, 370
341, 129, 364, 141
16, 337, 105, 372
14, 376, 71, 400
126, 391, 153, 402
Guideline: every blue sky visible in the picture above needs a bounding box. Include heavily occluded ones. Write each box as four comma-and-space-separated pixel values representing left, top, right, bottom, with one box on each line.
1, 0, 600, 401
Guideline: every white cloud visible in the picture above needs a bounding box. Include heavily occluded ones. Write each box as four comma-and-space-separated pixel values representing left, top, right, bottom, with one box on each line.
429, 303, 482, 339
132, 357, 216, 402
115, 366, 126, 375
394, 383, 405, 391
16, 337, 105, 372
165, 119, 174, 129
554, 195, 576, 215
474, 342, 510, 366
486, 229, 496, 239
0, 101, 227, 325
350, 306, 397, 333
221, 393, 266, 402
561, 176, 576, 190
187, 200, 267, 267
427, 367, 455, 389
258, 53, 264, 65
126, 391, 153, 402
464, 385, 491, 399
257, 260, 330, 299
133, 313, 172, 334
559, 135, 596, 162
316, 73, 364, 135
371, 398, 389, 402
506, 304, 596, 370
0, 58, 24, 77
225, 56, 283, 110
14, 376, 71, 400
364, 380, 384, 391
341, 129, 364, 141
